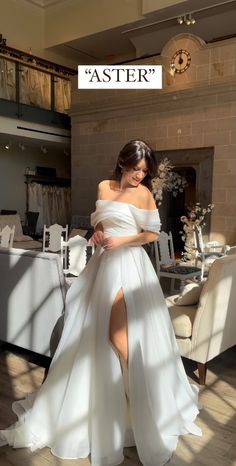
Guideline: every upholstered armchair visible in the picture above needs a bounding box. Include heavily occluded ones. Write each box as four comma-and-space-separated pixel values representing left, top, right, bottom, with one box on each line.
166, 254, 236, 384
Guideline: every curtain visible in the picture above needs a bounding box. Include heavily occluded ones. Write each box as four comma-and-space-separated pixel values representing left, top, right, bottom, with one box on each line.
28, 183, 71, 234
20, 65, 51, 109
0, 58, 16, 101
54, 77, 71, 113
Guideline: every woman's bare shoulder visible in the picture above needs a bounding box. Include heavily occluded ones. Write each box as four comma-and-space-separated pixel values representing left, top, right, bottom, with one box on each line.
98, 180, 113, 198
98, 179, 110, 188
138, 184, 157, 210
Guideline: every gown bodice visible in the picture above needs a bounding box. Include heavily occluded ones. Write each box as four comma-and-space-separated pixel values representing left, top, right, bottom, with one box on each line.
91, 200, 161, 238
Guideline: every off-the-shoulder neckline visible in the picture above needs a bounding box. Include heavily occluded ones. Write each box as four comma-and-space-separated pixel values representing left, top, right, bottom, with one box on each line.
96, 199, 158, 212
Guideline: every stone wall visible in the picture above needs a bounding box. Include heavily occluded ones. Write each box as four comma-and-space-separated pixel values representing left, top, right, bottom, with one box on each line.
70, 34, 236, 244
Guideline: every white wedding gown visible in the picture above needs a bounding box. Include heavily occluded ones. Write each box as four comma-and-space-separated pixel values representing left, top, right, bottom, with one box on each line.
0, 200, 202, 466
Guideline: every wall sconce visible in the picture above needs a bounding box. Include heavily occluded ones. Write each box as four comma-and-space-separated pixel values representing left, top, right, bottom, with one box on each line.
177, 13, 196, 26
5, 141, 12, 150
63, 148, 70, 156
188, 13, 196, 25
184, 15, 191, 25
40, 145, 47, 154
19, 142, 25, 151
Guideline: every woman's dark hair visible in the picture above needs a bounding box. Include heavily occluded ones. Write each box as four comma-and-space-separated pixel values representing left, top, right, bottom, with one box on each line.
113, 140, 157, 191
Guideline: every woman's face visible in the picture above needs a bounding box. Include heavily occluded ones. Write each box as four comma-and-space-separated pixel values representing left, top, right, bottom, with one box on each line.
121, 158, 148, 188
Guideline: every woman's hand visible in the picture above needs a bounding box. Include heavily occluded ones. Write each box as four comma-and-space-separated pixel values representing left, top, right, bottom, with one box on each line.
90, 230, 105, 246
103, 236, 124, 251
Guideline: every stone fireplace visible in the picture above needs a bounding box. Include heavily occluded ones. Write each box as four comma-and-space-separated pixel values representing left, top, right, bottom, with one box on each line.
157, 147, 214, 251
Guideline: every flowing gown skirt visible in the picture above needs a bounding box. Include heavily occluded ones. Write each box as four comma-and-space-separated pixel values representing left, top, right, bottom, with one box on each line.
0, 244, 201, 466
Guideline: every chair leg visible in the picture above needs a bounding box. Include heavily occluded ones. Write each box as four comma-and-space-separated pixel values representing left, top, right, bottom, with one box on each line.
197, 362, 207, 385
170, 278, 175, 294
179, 280, 185, 292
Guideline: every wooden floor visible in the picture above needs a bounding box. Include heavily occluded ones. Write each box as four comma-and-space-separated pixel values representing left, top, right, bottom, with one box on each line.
0, 346, 235, 466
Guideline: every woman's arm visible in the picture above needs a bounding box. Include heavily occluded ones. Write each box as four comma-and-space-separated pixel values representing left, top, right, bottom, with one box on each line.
95, 221, 103, 232
90, 222, 104, 246
90, 183, 105, 245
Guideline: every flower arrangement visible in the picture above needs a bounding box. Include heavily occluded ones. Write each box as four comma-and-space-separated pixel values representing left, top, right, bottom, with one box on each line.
151, 157, 188, 205
180, 203, 215, 261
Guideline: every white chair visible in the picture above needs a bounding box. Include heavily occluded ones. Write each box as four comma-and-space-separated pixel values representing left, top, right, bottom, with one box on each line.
43, 223, 68, 252
194, 225, 229, 277
0, 225, 15, 248
61, 234, 95, 277
154, 231, 201, 294
61, 235, 87, 276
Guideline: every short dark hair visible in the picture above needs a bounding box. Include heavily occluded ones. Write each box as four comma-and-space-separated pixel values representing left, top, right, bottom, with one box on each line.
113, 140, 157, 191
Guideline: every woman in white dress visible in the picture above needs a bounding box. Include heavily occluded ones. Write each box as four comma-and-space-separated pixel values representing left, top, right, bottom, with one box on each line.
0, 140, 201, 466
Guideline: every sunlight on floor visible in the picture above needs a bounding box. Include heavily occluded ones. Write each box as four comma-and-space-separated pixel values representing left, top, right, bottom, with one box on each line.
5, 353, 45, 397
0, 348, 235, 466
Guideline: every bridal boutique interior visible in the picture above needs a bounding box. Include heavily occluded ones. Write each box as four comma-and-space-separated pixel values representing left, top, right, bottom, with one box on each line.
0, 1, 236, 466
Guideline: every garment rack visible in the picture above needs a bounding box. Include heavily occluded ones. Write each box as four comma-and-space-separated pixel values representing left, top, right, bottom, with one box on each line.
24, 174, 71, 213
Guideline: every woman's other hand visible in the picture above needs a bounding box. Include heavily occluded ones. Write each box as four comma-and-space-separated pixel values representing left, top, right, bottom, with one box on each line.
103, 237, 124, 251
90, 230, 105, 246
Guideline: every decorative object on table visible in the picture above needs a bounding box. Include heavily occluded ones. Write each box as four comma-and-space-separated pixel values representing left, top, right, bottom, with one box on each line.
180, 203, 214, 262
151, 157, 188, 206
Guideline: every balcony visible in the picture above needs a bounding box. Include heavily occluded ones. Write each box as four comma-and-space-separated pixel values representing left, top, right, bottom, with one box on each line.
0, 44, 77, 130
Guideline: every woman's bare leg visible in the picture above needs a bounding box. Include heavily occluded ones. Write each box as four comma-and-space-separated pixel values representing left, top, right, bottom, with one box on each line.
109, 288, 128, 363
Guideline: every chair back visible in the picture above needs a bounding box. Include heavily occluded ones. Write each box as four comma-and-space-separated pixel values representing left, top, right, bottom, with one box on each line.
43, 223, 68, 252
191, 254, 236, 363
193, 225, 204, 254
154, 231, 176, 273
61, 235, 90, 276
24, 211, 39, 237
0, 225, 15, 248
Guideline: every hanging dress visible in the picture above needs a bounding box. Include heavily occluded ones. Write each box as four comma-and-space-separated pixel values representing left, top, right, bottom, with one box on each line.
0, 200, 202, 466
